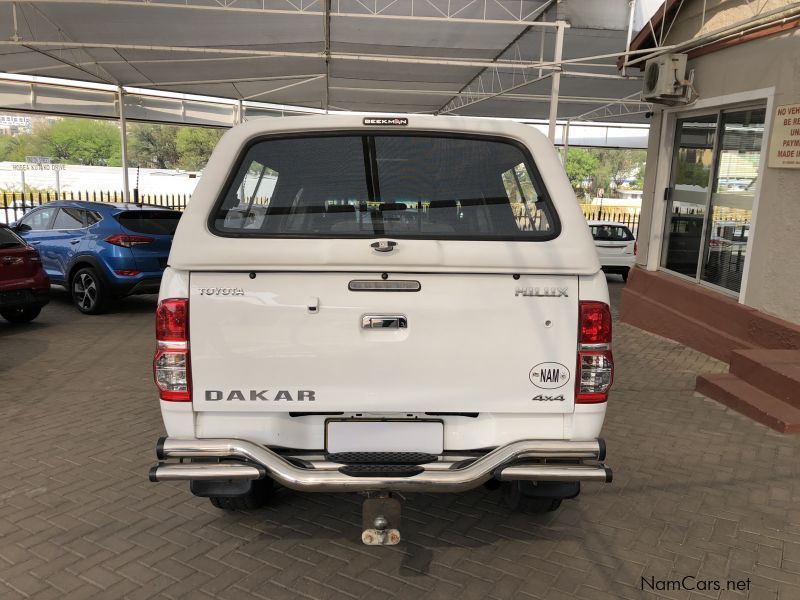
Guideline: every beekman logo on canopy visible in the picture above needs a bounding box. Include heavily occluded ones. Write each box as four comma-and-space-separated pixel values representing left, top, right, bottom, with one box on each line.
363, 117, 409, 126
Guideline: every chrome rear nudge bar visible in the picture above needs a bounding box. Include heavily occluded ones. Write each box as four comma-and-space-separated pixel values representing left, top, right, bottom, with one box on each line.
151, 437, 610, 492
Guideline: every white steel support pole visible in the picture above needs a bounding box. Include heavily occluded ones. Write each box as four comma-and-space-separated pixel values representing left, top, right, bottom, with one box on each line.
11, 3, 21, 41
547, 21, 565, 142
118, 86, 130, 203
323, 0, 331, 113
237, 98, 244, 124
562, 120, 570, 163
622, 0, 636, 77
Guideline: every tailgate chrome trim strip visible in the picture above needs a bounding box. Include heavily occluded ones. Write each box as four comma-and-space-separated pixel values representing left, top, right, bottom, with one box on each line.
348, 280, 421, 292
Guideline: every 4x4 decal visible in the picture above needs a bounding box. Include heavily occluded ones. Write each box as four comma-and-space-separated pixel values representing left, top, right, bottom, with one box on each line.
531, 394, 566, 402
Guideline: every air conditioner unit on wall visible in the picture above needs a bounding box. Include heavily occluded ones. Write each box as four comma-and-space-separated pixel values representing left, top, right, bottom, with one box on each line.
642, 53, 692, 104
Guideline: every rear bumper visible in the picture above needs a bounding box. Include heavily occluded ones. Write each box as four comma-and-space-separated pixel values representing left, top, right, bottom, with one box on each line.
600, 257, 635, 270
149, 437, 612, 493
108, 275, 162, 296
0, 288, 49, 309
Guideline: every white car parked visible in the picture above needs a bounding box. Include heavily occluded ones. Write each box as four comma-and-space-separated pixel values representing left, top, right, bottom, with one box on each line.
149, 114, 614, 544
588, 220, 637, 282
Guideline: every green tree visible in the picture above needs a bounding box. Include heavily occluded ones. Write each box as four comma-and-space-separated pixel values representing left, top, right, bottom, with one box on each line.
564, 148, 597, 199
0, 134, 35, 162
630, 160, 646, 190
590, 149, 646, 195
40, 118, 121, 166
175, 127, 223, 170
675, 160, 710, 187
127, 123, 178, 169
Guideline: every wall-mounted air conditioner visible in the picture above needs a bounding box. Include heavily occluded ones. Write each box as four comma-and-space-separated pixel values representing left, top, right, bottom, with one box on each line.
642, 54, 693, 105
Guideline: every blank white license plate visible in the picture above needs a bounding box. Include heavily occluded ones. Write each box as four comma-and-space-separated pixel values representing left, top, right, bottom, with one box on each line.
326, 420, 444, 454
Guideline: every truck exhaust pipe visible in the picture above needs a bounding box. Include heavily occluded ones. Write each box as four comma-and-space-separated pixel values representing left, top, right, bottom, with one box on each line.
149, 462, 265, 482
497, 463, 612, 483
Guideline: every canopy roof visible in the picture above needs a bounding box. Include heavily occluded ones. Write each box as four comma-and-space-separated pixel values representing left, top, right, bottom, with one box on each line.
0, 0, 652, 123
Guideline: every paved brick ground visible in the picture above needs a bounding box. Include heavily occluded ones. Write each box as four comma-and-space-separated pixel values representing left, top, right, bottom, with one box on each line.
1, 279, 799, 600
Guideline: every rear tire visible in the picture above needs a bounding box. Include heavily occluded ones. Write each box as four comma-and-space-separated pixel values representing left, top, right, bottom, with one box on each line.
70, 267, 110, 314
1, 305, 42, 323
621, 268, 629, 282
209, 479, 274, 511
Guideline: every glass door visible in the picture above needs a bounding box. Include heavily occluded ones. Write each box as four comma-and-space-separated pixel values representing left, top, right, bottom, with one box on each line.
661, 114, 718, 277
660, 105, 766, 295
700, 107, 766, 293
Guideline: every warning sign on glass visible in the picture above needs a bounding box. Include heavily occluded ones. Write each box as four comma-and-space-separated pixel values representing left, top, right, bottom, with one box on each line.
768, 103, 800, 169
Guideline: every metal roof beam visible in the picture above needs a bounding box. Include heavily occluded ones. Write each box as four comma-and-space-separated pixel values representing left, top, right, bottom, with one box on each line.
0, 39, 567, 70
242, 74, 324, 101
0, 0, 568, 27
436, 0, 557, 114
568, 92, 652, 121
329, 86, 649, 106
133, 73, 326, 88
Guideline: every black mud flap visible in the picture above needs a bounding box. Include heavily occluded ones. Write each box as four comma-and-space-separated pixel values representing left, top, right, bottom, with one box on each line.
190, 479, 255, 498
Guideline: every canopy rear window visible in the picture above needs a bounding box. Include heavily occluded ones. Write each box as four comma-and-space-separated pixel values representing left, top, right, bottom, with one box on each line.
210, 134, 559, 240
116, 210, 181, 235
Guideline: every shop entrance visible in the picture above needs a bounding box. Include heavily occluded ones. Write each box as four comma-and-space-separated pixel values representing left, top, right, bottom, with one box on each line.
661, 106, 766, 294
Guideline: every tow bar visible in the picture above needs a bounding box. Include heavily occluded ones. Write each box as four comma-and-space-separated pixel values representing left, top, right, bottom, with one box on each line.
151, 437, 612, 545
361, 492, 402, 545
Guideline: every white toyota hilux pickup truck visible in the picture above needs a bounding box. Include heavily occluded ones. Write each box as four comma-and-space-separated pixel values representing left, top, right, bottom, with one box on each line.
149, 114, 613, 544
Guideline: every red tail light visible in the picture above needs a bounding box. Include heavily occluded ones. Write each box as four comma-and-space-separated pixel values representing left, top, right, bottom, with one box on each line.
579, 301, 612, 345
577, 301, 613, 403
634, 240, 638, 256
106, 234, 154, 248
156, 298, 188, 341
154, 298, 191, 402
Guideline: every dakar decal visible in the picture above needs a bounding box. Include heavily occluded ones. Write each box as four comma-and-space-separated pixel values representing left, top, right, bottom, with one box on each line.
205, 390, 316, 402
529, 362, 570, 389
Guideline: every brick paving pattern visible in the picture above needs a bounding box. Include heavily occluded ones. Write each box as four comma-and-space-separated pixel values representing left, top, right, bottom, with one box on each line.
1, 280, 799, 599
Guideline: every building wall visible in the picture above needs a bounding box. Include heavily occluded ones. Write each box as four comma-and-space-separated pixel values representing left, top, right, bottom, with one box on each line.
663, 0, 790, 42
639, 27, 800, 324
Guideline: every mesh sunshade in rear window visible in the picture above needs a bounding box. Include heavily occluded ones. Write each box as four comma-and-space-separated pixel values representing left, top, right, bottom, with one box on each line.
210, 134, 559, 241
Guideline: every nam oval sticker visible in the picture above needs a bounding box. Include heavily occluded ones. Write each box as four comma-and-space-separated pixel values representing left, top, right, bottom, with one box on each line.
529, 362, 570, 389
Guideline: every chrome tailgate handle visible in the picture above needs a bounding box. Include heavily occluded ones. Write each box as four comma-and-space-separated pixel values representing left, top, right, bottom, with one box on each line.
362, 315, 407, 329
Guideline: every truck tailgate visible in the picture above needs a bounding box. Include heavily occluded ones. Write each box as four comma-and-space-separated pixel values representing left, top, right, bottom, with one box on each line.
189, 272, 578, 413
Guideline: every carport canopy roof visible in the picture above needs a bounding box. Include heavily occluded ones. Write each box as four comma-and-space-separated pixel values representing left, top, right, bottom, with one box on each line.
0, 0, 656, 123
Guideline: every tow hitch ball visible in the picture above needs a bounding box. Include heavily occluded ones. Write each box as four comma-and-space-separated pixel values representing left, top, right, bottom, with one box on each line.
361, 492, 402, 546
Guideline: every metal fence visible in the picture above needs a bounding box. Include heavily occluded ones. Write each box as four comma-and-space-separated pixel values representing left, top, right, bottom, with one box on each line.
2, 191, 643, 238
1, 191, 190, 224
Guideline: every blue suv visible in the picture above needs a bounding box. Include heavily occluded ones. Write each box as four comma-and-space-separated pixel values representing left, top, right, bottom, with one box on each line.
13, 201, 181, 314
